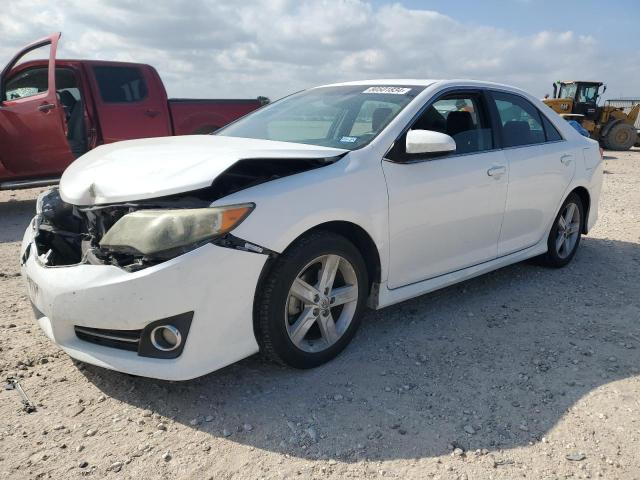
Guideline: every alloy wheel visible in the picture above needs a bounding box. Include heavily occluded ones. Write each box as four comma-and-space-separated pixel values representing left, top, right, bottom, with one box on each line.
285, 254, 359, 353
555, 202, 580, 259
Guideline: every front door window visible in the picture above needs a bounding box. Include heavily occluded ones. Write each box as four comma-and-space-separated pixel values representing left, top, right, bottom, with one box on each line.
5, 67, 48, 100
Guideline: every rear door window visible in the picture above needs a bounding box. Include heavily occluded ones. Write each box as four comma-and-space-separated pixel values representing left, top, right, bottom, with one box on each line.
93, 66, 148, 103
541, 115, 563, 142
491, 92, 546, 147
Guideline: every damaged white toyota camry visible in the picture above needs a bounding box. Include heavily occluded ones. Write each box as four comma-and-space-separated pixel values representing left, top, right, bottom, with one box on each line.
21, 80, 603, 380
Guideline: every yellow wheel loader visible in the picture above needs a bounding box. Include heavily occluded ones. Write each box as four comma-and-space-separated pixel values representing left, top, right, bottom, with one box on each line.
543, 81, 640, 150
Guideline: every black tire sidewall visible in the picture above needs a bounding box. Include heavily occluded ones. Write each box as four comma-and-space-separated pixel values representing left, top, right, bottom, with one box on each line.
256, 232, 369, 368
605, 123, 636, 151
545, 193, 583, 267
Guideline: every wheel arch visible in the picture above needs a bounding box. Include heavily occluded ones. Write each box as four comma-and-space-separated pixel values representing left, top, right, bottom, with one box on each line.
305, 221, 382, 288
259, 220, 381, 290
251, 220, 382, 346
570, 186, 591, 234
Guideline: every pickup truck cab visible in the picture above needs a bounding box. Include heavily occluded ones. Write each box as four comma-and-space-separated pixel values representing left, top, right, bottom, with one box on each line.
0, 33, 266, 190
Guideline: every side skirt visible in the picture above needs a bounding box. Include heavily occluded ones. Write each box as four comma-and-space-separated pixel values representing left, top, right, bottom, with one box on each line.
372, 240, 548, 309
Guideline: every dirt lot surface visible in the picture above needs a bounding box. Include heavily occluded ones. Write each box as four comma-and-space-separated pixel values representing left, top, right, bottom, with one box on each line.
1, 149, 639, 480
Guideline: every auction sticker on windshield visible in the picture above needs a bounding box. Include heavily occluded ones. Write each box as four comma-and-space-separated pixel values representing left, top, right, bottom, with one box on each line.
363, 86, 412, 94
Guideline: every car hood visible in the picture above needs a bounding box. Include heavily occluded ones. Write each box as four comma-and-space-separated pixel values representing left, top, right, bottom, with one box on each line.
59, 135, 348, 205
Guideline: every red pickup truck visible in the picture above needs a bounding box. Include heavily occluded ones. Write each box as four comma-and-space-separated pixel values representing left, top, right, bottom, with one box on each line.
0, 33, 266, 190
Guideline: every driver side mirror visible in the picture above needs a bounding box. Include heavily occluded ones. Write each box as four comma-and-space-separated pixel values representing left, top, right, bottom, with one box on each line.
406, 129, 456, 156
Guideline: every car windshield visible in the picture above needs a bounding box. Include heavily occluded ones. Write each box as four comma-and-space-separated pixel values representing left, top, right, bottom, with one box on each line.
216, 85, 425, 150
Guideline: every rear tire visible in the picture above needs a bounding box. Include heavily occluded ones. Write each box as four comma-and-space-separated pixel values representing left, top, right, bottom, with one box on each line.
255, 231, 368, 369
603, 123, 637, 151
538, 193, 583, 268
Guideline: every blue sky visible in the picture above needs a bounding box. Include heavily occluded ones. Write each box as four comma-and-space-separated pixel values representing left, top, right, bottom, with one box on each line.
1, 0, 638, 99
388, 0, 637, 51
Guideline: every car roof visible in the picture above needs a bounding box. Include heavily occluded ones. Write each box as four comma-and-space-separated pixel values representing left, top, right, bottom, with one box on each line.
320, 79, 440, 87
316, 78, 530, 94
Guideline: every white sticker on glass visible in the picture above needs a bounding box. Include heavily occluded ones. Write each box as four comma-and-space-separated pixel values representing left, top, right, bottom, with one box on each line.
363, 86, 411, 95
340, 136, 358, 143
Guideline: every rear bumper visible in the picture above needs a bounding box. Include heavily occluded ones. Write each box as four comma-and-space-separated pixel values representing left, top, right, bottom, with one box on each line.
20, 218, 267, 380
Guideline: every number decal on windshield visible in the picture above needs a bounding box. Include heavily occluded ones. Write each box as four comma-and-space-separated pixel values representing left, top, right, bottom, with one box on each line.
363, 87, 412, 95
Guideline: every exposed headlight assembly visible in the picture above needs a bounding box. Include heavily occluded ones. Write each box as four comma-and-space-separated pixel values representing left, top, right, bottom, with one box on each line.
99, 203, 254, 256
36, 189, 54, 214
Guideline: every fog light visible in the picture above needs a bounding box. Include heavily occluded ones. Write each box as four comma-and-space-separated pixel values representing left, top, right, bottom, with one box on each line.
138, 312, 192, 359
150, 325, 182, 352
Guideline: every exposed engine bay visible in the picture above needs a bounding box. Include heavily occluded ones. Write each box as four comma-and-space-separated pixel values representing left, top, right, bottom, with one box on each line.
31, 156, 341, 271
33, 188, 213, 271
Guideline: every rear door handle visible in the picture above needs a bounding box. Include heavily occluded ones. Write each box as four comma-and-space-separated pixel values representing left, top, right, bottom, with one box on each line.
487, 165, 506, 177
38, 103, 55, 112
560, 154, 573, 165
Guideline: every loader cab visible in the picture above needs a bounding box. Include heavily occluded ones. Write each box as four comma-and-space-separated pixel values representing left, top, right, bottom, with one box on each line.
554, 81, 605, 121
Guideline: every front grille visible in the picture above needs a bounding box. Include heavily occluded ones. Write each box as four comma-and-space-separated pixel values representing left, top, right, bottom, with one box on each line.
74, 326, 141, 352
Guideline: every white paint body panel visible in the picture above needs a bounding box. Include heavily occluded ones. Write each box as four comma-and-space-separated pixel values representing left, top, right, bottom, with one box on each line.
498, 142, 576, 256
383, 149, 508, 288
21, 221, 266, 380
21, 79, 603, 380
60, 135, 346, 205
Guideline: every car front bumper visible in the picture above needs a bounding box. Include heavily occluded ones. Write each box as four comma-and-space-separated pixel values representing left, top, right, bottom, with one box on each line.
20, 218, 267, 380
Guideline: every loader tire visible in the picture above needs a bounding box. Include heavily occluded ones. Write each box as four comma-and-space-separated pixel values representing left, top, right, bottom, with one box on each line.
603, 123, 637, 151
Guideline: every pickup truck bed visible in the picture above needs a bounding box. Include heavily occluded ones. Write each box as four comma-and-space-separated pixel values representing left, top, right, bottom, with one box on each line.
168, 99, 262, 135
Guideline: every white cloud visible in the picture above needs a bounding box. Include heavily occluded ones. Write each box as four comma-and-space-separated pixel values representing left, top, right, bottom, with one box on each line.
0, 0, 636, 100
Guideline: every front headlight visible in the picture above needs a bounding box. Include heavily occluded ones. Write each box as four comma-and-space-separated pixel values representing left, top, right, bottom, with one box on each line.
35, 188, 58, 214
99, 203, 254, 255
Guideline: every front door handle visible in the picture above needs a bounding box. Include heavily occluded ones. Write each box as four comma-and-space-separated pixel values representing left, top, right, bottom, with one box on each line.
487, 165, 506, 177
38, 102, 56, 112
560, 154, 573, 165
145, 109, 161, 117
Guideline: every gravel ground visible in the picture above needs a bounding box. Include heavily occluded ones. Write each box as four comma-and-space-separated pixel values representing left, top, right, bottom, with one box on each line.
1, 149, 639, 480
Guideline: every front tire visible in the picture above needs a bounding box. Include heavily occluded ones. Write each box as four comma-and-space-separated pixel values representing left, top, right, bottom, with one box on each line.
255, 231, 368, 369
538, 193, 583, 268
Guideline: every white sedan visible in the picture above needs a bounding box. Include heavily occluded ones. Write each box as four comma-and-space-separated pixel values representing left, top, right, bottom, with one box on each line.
21, 80, 603, 380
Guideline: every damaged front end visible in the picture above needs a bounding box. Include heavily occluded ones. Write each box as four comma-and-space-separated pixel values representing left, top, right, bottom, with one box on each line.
32, 153, 344, 271
31, 188, 267, 272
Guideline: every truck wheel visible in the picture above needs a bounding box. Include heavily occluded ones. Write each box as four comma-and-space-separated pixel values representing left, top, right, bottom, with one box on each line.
603, 123, 637, 151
